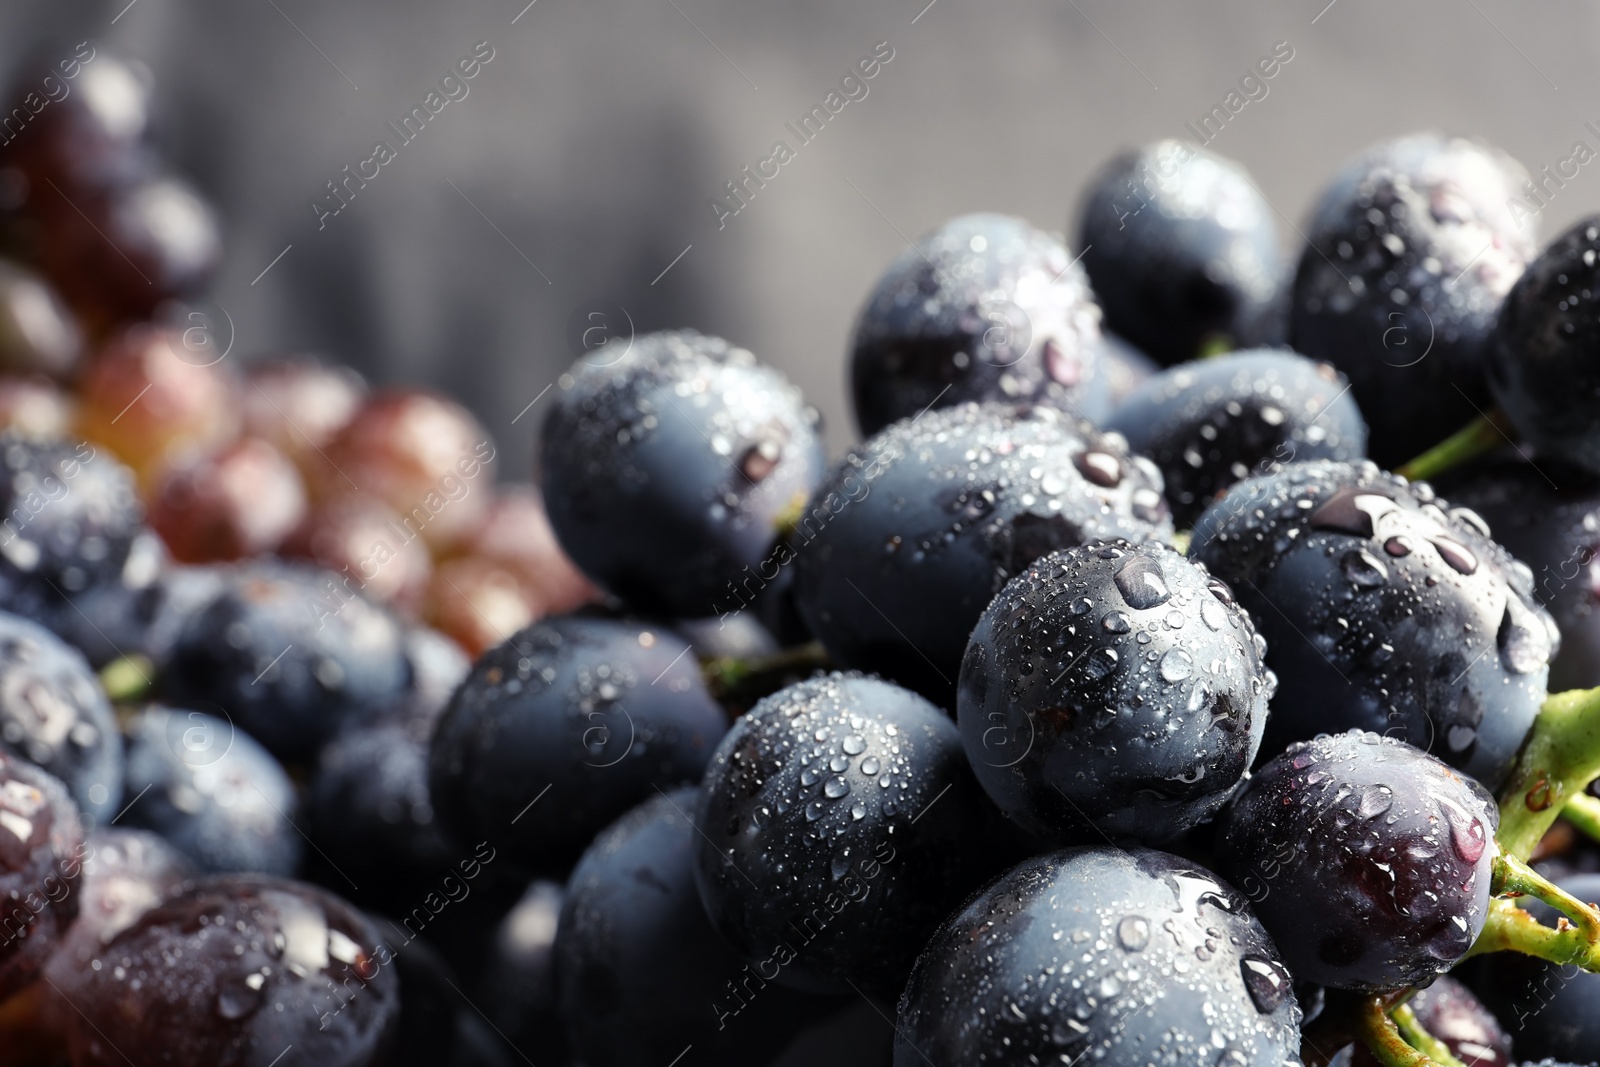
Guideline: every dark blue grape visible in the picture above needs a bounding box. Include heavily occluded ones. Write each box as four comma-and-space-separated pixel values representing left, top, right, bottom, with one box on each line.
540, 330, 825, 619
307, 626, 467, 905
0, 608, 122, 823
45, 559, 226, 672
1189, 459, 1553, 787
430, 614, 727, 875
558, 788, 826, 1066
307, 707, 454, 909
0, 751, 84, 1002
480, 880, 569, 1066
959, 539, 1272, 843
158, 560, 411, 760
120, 706, 301, 875
380, 932, 516, 1067
1216, 731, 1498, 990
1106, 348, 1366, 526
894, 846, 1302, 1066
0, 434, 145, 622
1078, 141, 1285, 365
41, 826, 195, 998
1489, 216, 1600, 476
26, 527, 167, 669
792, 402, 1170, 707
849, 213, 1109, 437
694, 672, 1005, 997
60, 874, 398, 1067
1289, 134, 1534, 467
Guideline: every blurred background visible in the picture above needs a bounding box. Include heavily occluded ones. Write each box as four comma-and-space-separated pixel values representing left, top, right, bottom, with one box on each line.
2, 0, 1597, 473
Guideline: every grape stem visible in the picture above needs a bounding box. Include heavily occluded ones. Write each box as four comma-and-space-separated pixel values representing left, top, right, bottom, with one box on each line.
1467, 896, 1600, 969
1562, 792, 1600, 843
1390, 1003, 1466, 1067
1491, 852, 1600, 944
1496, 685, 1600, 860
702, 642, 832, 703
1394, 410, 1511, 483
1356, 996, 1441, 1067
98, 654, 154, 704
1470, 854, 1600, 971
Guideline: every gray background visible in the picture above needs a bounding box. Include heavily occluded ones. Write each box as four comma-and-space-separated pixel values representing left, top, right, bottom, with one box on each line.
6, 0, 1598, 476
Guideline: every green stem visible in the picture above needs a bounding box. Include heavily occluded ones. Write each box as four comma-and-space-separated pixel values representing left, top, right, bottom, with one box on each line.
1492, 852, 1600, 945
703, 642, 832, 705
1563, 792, 1600, 843
1467, 895, 1600, 970
1497, 686, 1600, 860
1395, 411, 1509, 483
1357, 996, 1441, 1067
1391, 1004, 1465, 1067
99, 654, 153, 704
772, 489, 810, 541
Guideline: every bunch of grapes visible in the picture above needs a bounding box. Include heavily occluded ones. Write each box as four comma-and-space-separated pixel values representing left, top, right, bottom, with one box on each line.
0, 45, 1596, 1067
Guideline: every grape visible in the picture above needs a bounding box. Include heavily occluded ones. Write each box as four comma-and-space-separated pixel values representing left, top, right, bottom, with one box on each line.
1190, 459, 1554, 787
849, 213, 1108, 436
1216, 730, 1498, 989
895, 846, 1302, 1066
540, 330, 824, 619
694, 672, 1005, 996
60, 874, 399, 1066
959, 538, 1273, 843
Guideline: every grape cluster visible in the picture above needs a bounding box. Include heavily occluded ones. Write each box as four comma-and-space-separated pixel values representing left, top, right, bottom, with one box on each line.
0, 42, 1592, 1067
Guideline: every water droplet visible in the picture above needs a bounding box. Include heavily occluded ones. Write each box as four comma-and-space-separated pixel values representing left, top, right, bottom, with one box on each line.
805, 800, 826, 821
1200, 600, 1228, 631
831, 851, 852, 880
1075, 450, 1122, 487
1432, 536, 1478, 575
216, 974, 264, 1020
850, 802, 866, 821
1357, 786, 1394, 819
1050, 1015, 1091, 1047
1131, 488, 1166, 523
1117, 915, 1150, 951
1159, 648, 1194, 682
1450, 507, 1492, 538
1447, 725, 1477, 753
824, 777, 850, 799
1444, 803, 1488, 864
1499, 596, 1552, 675
1240, 955, 1291, 1013
1310, 488, 1396, 538
842, 734, 866, 755
1341, 550, 1389, 589
1114, 555, 1171, 610
1383, 536, 1412, 557
860, 756, 881, 776
1071, 597, 1094, 615
1102, 611, 1131, 634
1084, 647, 1120, 681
